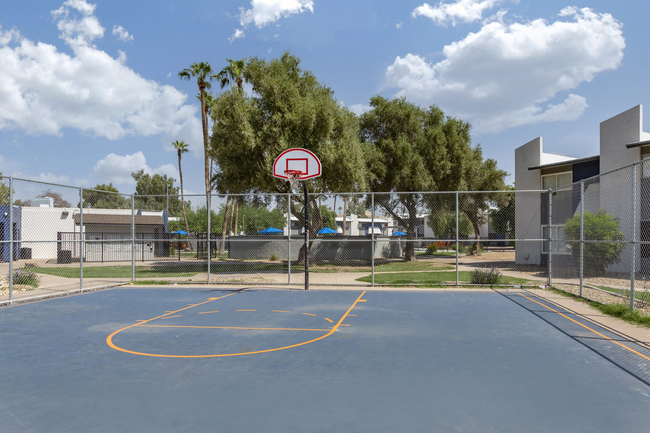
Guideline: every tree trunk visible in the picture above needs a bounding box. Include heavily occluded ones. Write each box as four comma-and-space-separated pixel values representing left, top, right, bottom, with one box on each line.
234, 203, 239, 236
405, 208, 417, 262
219, 196, 230, 254
178, 152, 193, 251
469, 216, 481, 255
228, 199, 235, 235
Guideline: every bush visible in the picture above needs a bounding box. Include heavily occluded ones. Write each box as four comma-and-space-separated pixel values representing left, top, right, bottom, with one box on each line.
270, 254, 278, 261
425, 244, 438, 255
449, 244, 465, 254
13, 269, 40, 288
563, 210, 625, 274
470, 266, 501, 285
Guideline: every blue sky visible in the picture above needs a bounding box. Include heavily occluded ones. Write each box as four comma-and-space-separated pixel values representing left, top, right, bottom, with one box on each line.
0, 0, 647, 194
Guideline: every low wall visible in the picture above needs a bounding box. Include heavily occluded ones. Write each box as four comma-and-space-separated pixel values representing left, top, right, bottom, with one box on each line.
227, 236, 403, 261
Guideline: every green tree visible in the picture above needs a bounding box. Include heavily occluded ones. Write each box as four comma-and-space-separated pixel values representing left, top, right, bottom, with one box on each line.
178, 62, 216, 199
320, 205, 337, 230
428, 211, 473, 238
210, 52, 366, 261
131, 170, 182, 212
216, 58, 246, 91
172, 140, 193, 251
81, 183, 129, 209
458, 148, 508, 254
490, 185, 515, 245
563, 210, 625, 274
361, 96, 473, 260
0, 172, 10, 205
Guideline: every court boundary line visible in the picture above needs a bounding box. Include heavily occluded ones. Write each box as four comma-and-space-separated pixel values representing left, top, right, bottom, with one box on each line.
496, 289, 650, 388
106, 291, 366, 358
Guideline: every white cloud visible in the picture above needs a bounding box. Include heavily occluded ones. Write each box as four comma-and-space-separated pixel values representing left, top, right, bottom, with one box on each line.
0, 1, 202, 148
90, 152, 179, 185
396, 22, 403, 29
385, 7, 624, 132
413, 0, 508, 26
349, 104, 372, 116
230, 0, 313, 42
10, 171, 71, 184
112, 25, 133, 42
228, 28, 245, 44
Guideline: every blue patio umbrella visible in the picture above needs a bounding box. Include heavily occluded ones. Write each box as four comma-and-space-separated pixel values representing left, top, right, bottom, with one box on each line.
171, 230, 188, 235
392, 231, 407, 236
258, 227, 283, 234
318, 227, 339, 235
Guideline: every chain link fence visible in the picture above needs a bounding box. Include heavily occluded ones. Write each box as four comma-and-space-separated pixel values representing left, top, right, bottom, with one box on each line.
549, 160, 650, 315
3, 168, 649, 314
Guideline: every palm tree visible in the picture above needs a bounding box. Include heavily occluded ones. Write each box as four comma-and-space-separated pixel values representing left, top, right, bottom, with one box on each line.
172, 140, 193, 252
215, 58, 246, 252
216, 58, 246, 91
178, 63, 216, 200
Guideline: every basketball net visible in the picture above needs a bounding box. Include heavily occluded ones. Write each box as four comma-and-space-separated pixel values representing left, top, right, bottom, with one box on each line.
285, 170, 302, 190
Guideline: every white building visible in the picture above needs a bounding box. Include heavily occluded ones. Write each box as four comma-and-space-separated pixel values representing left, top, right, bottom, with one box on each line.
514, 105, 650, 268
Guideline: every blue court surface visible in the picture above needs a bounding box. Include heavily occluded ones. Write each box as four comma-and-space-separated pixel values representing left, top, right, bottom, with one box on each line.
2, 287, 650, 433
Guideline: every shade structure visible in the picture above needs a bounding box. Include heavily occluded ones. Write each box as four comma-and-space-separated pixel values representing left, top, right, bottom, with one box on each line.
392, 231, 407, 236
258, 227, 283, 234
171, 230, 188, 235
318, 227, 339, 235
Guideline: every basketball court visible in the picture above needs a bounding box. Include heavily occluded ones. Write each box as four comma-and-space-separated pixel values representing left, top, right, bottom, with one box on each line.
2, 286, 650, 432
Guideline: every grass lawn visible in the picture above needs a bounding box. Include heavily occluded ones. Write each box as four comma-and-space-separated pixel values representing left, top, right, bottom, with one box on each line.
30, 260, 457, 279
357, 271, 530, 286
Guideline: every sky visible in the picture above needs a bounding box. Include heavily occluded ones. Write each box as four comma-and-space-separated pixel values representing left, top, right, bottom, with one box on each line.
0, 0, 647, 195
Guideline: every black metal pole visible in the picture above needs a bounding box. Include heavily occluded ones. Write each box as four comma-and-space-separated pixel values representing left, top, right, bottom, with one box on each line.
302, 180, 309, 290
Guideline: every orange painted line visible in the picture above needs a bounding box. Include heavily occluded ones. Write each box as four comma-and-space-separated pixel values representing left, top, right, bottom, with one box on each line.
358, 299, 367, 302
348, 314, 357, 317
198, 311, 219, 315
518, 293, 650, 362
106, 291, 367, 358
324, 318, 333, 323
140, 325, 331, 332
302, 313, 317, 316
354, 306, 362, 309
237, 309, 256, 312
273, 310, 290, 313
161, 315, 180, 319
340, 324, 351, 326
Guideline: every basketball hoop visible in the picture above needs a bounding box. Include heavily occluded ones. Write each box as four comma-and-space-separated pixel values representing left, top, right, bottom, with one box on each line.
285, 169, 303, 190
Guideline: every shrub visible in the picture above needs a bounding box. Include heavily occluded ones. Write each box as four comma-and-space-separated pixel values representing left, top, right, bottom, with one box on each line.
425, 244, 438, 255
563, 210, 625, 274
470, 266, 501, 285
13, 269, 40, 288
449, 244, 465, 254
270, 254, 278, 261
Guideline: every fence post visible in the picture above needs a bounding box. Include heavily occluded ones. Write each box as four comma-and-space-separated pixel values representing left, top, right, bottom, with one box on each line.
371, 193, 375, 287
8, 177, 13, 303
79, 188, 84, 292
207, 194, 211, 285
131, 194, 135, 282
548, 188, 552, 287
631, 164, 637, 311
455, 192, 459, 286
580, 180, 584, 298
288, 193, 291, 285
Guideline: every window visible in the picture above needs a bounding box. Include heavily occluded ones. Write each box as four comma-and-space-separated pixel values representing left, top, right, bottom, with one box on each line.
542, 225, 569, 254
542, 172, 572, 190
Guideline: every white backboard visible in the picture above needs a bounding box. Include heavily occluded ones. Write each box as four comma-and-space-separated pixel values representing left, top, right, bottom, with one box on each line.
273, 148, 322, 180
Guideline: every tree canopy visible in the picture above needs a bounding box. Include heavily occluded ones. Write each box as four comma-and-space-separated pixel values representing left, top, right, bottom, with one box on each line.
81, 183, 129, 209
210, 52, 366, 195
131, 170, 182, 213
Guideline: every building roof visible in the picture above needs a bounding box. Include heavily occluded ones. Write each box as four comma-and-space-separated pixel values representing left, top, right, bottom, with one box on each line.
528, 155, 600, 171
625, 139, 650, 149
74, 214, 164, 226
